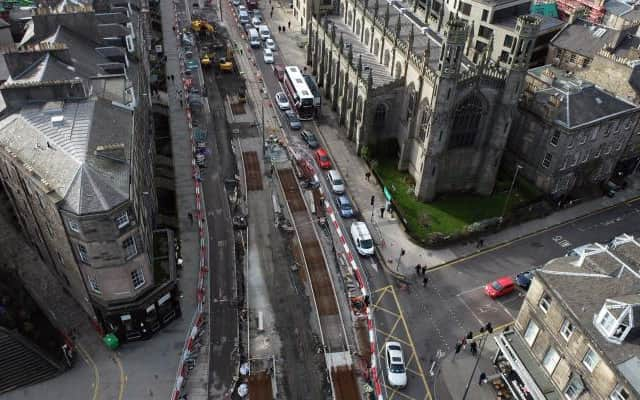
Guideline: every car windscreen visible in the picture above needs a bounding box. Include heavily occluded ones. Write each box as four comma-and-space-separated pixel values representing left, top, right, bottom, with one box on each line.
333, 178, 343, 185
301, 98, 314, 106
340, 201, 351, 210
320, 155, 329, 162
360, 239, 373, 249
389, 363, 405, 373
491, 281, 503, 291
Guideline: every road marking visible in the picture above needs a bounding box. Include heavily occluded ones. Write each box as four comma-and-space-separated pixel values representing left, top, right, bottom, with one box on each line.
472, 321, 515, 340
373, 304, 400, 318
428, 195, 640, 273
456, 295, 485, 325
77, 343, 100, 400
455, 285, 485, 297
115, 352, 126, 400
376, 328, 412, 347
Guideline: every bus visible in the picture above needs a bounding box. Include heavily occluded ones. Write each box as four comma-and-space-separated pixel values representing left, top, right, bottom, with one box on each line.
304, 74, 321, 116
283, 66, 314, 120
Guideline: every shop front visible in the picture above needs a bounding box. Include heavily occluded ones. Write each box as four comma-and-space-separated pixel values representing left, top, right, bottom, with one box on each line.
493, 331, 562, 400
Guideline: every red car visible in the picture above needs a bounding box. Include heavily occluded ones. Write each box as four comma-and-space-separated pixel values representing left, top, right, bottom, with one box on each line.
484, 276, 515, 299
314, 148, 331, 169
273, 64, 285, 82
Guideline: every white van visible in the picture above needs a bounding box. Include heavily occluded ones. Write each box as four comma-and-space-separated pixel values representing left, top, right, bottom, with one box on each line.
258, 24, 271, 40
350, 222, 374, 256
327, 169, 345, 194
238, 10, 250, 24
248, 28, 261, 48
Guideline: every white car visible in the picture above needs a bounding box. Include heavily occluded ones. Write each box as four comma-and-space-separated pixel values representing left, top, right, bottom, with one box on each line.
264, 38, 276, 51
385, 342, 407, 389
263, 48, 274, 64
275, 92, 290, 110
251, 16, 262, 28
327, 169, 345, 194
238, 5, 247, 12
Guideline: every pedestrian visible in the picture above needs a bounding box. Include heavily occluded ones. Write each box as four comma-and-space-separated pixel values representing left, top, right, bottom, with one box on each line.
278, 26, 281, 32
188, 212, 193, 224
466, 331, 473, 340
422, 276, 428, 287
379, 207, 385, 218
288, 20, 291, 29
365, 171, 371, 181
461, 337, 467, 349
180, 99, 184, 107
479, 239, 484, 247
478, 372, 487, 385
470, 340, 478, 356
270, 9, 273, 17
282, 25, 286, 32
415, 264, 422, 276
421, 265, 427, 275
172, 25, 176, 32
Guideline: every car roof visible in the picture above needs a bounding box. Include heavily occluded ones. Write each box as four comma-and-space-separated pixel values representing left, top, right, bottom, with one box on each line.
316, 148, 327, 155
337, 195, 350, 203
328, 169, 341, 178
264, 49, 272, 54
496, 276, 514, 286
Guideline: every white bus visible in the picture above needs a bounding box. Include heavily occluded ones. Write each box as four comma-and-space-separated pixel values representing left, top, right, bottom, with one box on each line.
283, 66, 314, 120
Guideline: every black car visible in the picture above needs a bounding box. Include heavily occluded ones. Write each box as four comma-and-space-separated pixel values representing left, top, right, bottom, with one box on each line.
516, 270, 535, 289
285, 111, 302, 130
300, 129, 319, 148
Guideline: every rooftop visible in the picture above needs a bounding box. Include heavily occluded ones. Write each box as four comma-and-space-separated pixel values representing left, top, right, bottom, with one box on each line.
605, 0, 640, 19
0, 97, 132, 214
493, 14, 564, 33
537, 234, 640, 393
550, 19, 621, 58
524, 65, 638, 128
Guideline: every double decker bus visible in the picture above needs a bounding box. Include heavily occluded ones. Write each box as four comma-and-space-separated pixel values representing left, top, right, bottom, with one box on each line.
283, 66, 314, 120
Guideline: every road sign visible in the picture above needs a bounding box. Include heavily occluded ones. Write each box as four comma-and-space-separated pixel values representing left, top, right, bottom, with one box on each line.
383, 186, 392, 201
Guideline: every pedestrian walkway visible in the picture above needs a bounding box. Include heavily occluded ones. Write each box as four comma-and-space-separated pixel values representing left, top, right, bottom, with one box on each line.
264, 2, 640, 278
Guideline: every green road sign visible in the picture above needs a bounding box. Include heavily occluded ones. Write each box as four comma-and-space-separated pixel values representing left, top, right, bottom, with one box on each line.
384, 186, 392, 201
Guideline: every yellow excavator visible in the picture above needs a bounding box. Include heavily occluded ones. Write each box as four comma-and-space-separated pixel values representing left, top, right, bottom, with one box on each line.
191, 19, 214, 33
218, 44, 233, 72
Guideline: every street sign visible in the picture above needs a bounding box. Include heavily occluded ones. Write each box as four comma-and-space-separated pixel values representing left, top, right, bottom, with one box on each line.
383, 186, 392, 201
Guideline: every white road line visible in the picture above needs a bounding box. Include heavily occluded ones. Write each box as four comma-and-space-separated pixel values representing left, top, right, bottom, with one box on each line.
456, 296, 485, 326
455, 285, 485, 297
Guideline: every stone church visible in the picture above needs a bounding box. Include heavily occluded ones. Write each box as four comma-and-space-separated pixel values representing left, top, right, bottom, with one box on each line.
306, 0, 542, 200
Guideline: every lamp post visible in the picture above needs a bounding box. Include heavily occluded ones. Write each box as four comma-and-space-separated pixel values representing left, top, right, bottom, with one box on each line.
500, 164, 522, 224
461, 326, 492, 400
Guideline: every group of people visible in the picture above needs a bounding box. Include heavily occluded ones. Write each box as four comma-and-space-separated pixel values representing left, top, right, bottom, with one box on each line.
415, 264, 429, 287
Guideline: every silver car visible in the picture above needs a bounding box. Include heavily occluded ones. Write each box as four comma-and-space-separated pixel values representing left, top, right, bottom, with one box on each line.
275, 92, 290, 110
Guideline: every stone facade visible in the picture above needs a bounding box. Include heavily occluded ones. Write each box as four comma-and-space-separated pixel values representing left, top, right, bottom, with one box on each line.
309, 0, 542, 200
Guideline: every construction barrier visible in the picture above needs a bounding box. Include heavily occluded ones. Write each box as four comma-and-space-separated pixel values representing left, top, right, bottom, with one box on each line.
325, 203, 384, 400
169, 1, 210, 399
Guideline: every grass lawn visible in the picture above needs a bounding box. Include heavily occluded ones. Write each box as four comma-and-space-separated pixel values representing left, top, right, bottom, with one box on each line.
373, 160, 540, 241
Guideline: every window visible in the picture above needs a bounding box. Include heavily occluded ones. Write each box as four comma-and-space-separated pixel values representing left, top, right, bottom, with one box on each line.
560, 319, 574, 341
524, 320, 540, 346
78, 244, 89, 263
616, 141, 623, 151
503, 35, 513, 47
569, 53, 578, 64
582, 347, 600, 372
131, 268, 145, 289
499, 50, 509, 63
56, 252, 64, 265
88, 276, 101, 294
539, 293, 551, 313
542, 153, 552, 168
605, 144, 612, 154
115, 210, 130, 229
123, 236, 138, 259
564, 374, 584, 399
599, 310, 616, 332
478, 25, 493, 39
550, 131, 560, 146
68, 220, 80, 233
542, 346, 560, 374
481, 9, 488, 21
459, 1, 471, 15
578, 134, 586, 144
46, 223, 53, 237
611, 385, 630, 400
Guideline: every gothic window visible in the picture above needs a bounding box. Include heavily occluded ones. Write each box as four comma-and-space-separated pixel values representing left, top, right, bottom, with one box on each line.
356, 97, 364, 120
395, 61, 403, 79
384, 50, 391, 67
348, 11, 353, 26
419, 106, 431, 141
374, 104, 387, 130
374, 39, 380, 56
364, 29, 370, 46
356, 20, 361, 35
449, 95, 483, 148
406, 88, 416, 121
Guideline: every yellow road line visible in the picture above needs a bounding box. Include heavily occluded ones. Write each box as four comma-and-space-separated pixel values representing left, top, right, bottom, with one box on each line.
376, 328, 413, 347
114, 352, 126, 400
77, 344, 99, 400
373, 285, 393, 295
389, 286, 433, 400
385, 385, 419, 400
372, 304, 400, 317
373, 287, 391, 307
429, 195, 640, 273
472, 321, 515, 340
388, 316, 402, 337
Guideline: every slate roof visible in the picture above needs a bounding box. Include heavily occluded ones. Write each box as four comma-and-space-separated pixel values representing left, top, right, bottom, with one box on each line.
493, 14, 564, 34
550, 19, 619, 58
537, 235, 640, 394
0, 97, 132, 214
605, 0, 640, 19
525, 65, 638, 129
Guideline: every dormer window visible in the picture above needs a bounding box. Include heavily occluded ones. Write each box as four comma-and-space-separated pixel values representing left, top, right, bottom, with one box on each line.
594, 300, 636, 344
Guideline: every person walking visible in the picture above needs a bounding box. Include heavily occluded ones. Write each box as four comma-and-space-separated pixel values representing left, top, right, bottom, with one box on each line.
365, 171, 371, 181
415, 264, 422, 276
422, 276, 428, 287
379, 207, 385, 218
470, 340, 478, 356
478, 372, 487, 385
288, 20, 291, 29
188, 212, 193, 225
421, 265, 427, 275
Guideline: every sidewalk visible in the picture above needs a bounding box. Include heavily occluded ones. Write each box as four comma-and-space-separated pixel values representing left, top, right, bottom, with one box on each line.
263, 4, 640, 277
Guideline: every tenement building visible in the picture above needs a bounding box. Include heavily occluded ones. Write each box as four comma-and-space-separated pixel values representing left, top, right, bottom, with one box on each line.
505, 65, 640, 197
308, 0, 543, 200
0, 4, 180, 342
493, 233, 640, 400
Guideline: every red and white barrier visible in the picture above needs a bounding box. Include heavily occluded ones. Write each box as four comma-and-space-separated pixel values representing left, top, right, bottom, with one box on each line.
325, 204, 384, 400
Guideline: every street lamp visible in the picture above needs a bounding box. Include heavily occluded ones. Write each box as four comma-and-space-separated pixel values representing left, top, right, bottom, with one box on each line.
500, 164, 522, 224
461, 323, 493, 400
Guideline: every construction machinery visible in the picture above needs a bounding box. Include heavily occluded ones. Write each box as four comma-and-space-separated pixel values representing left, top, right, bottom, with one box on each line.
201, 54, 212, 67
217, 43, 234, 72
191, 19, 214, 33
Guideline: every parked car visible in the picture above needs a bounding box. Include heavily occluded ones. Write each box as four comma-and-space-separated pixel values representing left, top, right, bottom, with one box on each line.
314, 148, 331, 169
258, 24, 271, 40
251, 16, 262, 28
285, 110, 302, 130
335, 195, 354, 218
327, 169, 345, 194
350, 221, 374, 256
484, 276, 515, 298
384, 342, 407, 389
300, 129, 319, 148
516, 270, 535, 290
263, 48, 274, 64
275, 92, 290, 110
252, 9, 263, 18
232, 0, 240, 5
264, 38, 276, 51
238, 10, 250, 24
238, 5, 247, 12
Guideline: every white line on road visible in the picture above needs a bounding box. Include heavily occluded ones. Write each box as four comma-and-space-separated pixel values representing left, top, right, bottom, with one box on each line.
455, 285, 485, 297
